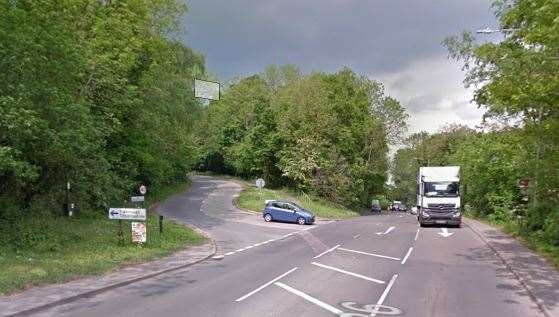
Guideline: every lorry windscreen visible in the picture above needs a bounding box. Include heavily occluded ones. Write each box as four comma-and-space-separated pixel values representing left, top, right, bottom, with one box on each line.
424, 182, 459, 197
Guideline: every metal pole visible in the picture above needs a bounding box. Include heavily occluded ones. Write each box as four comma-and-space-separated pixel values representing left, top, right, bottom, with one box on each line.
159, 215, 163, 234
118, 219, 123, 245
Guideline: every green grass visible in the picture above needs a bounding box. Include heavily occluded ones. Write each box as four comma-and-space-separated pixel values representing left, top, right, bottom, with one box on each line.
235, 185, 362, 219
0, 180, 206, 295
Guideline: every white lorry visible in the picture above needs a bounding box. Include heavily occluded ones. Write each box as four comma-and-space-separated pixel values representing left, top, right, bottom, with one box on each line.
417, 166, 461, 227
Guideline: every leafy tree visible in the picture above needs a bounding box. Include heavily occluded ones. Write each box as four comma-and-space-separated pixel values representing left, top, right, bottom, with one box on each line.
198, 67, 406, 207
444, 0, 558, 242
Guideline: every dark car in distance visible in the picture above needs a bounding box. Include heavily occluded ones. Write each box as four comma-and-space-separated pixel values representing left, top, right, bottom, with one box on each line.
263, 200, 315, 225
371, 199, 381, 213
391, 201, 407, 212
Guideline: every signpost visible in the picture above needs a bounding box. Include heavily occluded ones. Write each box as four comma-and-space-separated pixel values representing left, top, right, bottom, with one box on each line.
109, 208, 146, 221
256, 178, 265, 202
139, 185, 147, 195
194, 79, 220, 101
131, 222, 147, 243
131, 195, 145, 203
256, 178, 265, 189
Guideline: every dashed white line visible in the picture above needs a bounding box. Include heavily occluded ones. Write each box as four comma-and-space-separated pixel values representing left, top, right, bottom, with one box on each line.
353, 233, 362, 239
371, 274, 398, 316
225, 251, 235, 256
312, 244, 340, 259
311, 262, 385, 284
274, 282, 343, 315
235, 267, 298, 302
338, 247, 401, 261
401, 247, 413, 265
414, 228, 420, 241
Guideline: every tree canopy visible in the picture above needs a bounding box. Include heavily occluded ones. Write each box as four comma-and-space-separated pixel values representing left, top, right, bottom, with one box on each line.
197, 66, 407, 207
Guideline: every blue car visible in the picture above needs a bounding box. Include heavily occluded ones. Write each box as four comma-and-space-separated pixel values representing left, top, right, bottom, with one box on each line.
263, 201, 315, 225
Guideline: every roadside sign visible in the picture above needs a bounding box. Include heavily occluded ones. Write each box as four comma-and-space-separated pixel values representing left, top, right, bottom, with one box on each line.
256, 178, 265, 189
518, 179, 530, 189
131, 195, 145, 202
131, 222, 147, 243
194, 79, 220, 101
108, 208, 146, 221
139, 185, 147, 195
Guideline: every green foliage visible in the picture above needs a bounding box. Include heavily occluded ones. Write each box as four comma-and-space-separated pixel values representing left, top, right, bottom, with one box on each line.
198, 66, 407, 207
0, 0, 205, 215
441, 0, 558, 247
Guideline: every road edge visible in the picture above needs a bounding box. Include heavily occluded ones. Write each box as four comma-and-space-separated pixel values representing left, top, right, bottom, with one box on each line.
464, 218, 552, 317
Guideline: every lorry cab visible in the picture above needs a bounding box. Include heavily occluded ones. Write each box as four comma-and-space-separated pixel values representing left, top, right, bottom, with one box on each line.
417, 166, 461, 227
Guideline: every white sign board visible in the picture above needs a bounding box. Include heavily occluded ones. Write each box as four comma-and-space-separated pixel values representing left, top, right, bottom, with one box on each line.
131, 196, 145, 202
256, 178, 265, 189
194, 79, 220, 100
131, 222, 147, 243
109, 208, 146, 221
139, 185, 147, 195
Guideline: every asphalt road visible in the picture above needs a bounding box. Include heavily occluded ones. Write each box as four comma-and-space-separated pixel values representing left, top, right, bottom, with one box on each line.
34, 176, 544, 317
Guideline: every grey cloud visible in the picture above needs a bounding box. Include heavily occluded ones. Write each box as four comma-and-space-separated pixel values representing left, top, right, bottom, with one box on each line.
181, 0, 496, 80
406, 94, 444, 113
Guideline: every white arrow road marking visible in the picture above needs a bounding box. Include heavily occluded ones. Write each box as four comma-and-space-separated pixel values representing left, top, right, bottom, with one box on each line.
235, 267, 298, 302
311, 262, 385, 284
275, 282, 343, 315
437, 227, 454, 238
376, 226, 395, 235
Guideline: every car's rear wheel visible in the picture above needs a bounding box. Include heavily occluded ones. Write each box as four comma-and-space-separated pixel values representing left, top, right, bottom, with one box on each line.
264, 214, 273, 222
297, 217, 306, 225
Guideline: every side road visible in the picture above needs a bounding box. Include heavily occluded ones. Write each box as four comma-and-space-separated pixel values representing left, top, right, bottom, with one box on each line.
465, 218, 559, 317
0, 175, 309, 317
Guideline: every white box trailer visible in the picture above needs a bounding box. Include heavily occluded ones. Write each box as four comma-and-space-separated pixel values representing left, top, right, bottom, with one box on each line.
417, 166, 462, 227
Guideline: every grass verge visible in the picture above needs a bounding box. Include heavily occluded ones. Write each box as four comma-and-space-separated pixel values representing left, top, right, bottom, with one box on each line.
0, 180, 206, 295
235, 185, 362, 219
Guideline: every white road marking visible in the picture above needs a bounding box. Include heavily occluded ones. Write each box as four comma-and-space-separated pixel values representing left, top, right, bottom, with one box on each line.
338, 247, 401, 261
225, 228, 315, 258
437, 227, 454, 238
401, 247, 413, 265
274, 282, 343, 315
370, 274, 398, 316
235, 267, 298, 302
376, 226, 395, 235
212, 255, 224, 260
311, 262, 385, 284
414, 228, 420, 241
353, 233, 362, 239
313, 244, 340, 259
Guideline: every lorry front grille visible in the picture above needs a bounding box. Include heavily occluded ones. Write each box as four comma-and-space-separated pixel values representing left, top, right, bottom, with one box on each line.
427, 203, 456, 208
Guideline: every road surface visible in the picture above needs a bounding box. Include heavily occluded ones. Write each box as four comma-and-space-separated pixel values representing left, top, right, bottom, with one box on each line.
33, 176, 545, 317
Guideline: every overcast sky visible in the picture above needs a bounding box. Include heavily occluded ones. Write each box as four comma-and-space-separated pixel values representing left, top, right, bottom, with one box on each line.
180, 0, 499, 134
